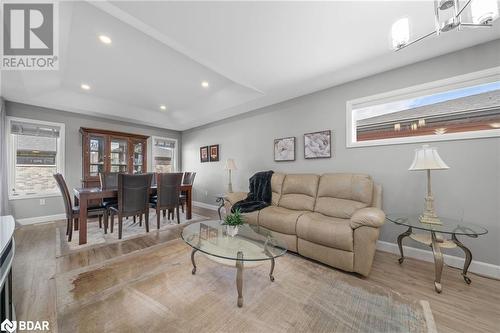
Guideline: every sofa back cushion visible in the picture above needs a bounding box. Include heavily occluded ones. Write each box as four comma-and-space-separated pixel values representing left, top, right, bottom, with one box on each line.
278, 174, 319, 211
314, 173, 373, 218
271, 172, 286, 206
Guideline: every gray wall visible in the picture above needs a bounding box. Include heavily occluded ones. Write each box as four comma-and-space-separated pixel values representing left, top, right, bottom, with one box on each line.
182, 40, 500, 265
6, 102, 181, 220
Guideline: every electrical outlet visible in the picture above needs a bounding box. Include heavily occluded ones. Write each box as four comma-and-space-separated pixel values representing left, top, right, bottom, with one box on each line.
39, 199, 46, 205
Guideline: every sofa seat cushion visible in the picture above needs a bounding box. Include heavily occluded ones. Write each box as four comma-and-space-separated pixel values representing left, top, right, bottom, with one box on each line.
258, 206, 306, 235
296, 213, 353, 252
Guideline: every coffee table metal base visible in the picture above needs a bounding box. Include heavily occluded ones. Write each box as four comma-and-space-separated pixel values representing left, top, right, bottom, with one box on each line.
190, 248, 275, 307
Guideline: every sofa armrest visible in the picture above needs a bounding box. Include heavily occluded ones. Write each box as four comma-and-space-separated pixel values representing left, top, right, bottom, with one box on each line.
350, 207, 386, 229
225, 192, 248, 206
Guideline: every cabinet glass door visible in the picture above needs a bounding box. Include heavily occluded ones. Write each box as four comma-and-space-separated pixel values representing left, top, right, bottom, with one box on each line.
132, 141, 144, 174
88, 135, 105, 177
110, 138, 128, 173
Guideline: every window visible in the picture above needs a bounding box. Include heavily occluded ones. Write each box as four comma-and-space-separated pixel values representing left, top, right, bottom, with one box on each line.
150, 137, 177, 173
346, 67, 500, 147
7, 117, 65, 199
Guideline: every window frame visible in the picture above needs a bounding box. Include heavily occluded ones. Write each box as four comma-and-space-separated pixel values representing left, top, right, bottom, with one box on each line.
148, 136, 179, 173
6, 117, 65, 200
346, 66, 500, 148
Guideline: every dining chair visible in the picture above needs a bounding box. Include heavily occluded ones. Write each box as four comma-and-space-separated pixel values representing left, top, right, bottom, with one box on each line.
53, 173, 107, 242
179, 172, 196, 213
150, 173, 183, 227
109, 173, 153, 239
99, 172, 120, 233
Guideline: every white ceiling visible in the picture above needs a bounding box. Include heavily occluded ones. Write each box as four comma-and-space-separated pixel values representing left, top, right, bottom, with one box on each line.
2, 1, 499, 131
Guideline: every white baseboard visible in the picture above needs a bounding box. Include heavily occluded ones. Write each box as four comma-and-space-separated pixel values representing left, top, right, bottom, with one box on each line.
16, 202, 221, 225
377, 240, 500, 280
192, 201, 219, 211
16, 213, 66, 226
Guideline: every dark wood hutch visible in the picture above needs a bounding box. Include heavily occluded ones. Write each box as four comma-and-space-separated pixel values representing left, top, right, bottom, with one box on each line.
80, 127, 148, 188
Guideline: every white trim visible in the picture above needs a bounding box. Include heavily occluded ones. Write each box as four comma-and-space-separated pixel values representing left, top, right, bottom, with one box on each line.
193, 201, 219, 211
9, 192, 61, 201
377, 240, 500, 280
16, 213, 66, 225
6, 116, 66, 199
346, 66, 500, 148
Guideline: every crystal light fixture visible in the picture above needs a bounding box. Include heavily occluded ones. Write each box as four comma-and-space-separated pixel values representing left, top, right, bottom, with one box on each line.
391, 18, 410, 49
391, 0, 499, 51
471, 0, 499, 24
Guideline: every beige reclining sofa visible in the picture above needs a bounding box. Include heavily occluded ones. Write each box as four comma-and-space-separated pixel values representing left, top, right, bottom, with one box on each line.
225, 173, 385, 277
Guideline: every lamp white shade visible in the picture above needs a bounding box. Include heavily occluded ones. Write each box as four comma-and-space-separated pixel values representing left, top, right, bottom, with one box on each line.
224, 159, 237, 170
408, 144, 449, 171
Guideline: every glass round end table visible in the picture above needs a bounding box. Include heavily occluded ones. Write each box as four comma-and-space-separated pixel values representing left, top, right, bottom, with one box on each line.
181, 220, 287, 307
387, 216, 487, 293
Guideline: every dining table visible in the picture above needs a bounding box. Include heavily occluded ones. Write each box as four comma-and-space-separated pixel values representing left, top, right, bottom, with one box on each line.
73, 184, 193, 245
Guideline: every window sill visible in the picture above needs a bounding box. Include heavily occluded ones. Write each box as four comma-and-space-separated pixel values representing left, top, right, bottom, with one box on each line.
9, 192, 62, 201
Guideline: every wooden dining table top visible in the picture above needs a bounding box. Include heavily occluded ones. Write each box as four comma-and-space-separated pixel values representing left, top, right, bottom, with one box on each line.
73, 184, 192, 198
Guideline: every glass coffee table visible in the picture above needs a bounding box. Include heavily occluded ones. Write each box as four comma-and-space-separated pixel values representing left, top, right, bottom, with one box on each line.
181, 220, 287, 307
387, 216, 488, 293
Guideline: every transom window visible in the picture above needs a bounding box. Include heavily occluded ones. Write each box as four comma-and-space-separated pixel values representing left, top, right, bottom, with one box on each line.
346, 67, 500, 147
7, 117, 65, 199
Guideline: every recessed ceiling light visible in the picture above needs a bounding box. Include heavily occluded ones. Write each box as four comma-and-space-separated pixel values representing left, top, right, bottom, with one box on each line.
201, 81, 209, 88
98, 35, 112, 45
81, 83, 91, 90
160, 105, 167, 111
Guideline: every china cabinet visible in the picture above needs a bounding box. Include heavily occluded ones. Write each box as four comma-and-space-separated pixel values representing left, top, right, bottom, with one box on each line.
80, 128, 148, 187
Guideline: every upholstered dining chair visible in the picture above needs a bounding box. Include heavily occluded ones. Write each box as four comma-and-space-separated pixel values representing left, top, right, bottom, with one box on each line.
179, 172, 196, 213
99, 172, 120, 233
150, 173, 183, 227
53, 173, 107, 242
109, 173, 153, 239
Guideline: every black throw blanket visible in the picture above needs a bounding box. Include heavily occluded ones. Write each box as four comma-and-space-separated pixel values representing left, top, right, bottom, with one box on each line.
232, 170, 274, 213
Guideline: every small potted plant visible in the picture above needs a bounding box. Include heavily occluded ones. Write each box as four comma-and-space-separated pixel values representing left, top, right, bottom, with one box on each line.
222, 208, 244, 236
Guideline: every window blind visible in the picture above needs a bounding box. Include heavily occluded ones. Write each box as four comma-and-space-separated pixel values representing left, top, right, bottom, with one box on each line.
11, 121, 61, 138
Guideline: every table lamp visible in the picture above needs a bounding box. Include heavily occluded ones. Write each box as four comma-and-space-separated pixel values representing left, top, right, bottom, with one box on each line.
409, 144, 449, 225
225, 159, 237, 193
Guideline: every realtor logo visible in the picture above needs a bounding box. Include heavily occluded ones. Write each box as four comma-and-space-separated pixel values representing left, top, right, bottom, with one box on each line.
1, 318, 50, 332
0, 319, 16, 333
1, 1, 59, 70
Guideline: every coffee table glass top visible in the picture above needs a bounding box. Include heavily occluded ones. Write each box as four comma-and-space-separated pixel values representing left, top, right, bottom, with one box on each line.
386, 216, 488, 236
181, 220, 287, 261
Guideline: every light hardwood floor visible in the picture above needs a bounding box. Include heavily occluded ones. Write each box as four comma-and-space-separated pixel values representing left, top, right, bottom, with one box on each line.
12, 207, 500, 333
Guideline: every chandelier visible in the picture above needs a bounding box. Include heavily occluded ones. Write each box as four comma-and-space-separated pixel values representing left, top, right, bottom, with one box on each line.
391, 0, 499, 51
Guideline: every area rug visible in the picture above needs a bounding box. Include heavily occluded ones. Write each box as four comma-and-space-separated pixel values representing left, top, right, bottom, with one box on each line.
55, 239, 437, 333
55, 212, 209, 255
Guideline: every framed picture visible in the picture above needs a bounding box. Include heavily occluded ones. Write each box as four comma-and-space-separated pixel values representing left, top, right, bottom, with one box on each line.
274, 137, 296, 162
304, 130, 332, 159
209, 144, 220, 162
200, 146, 209, 163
